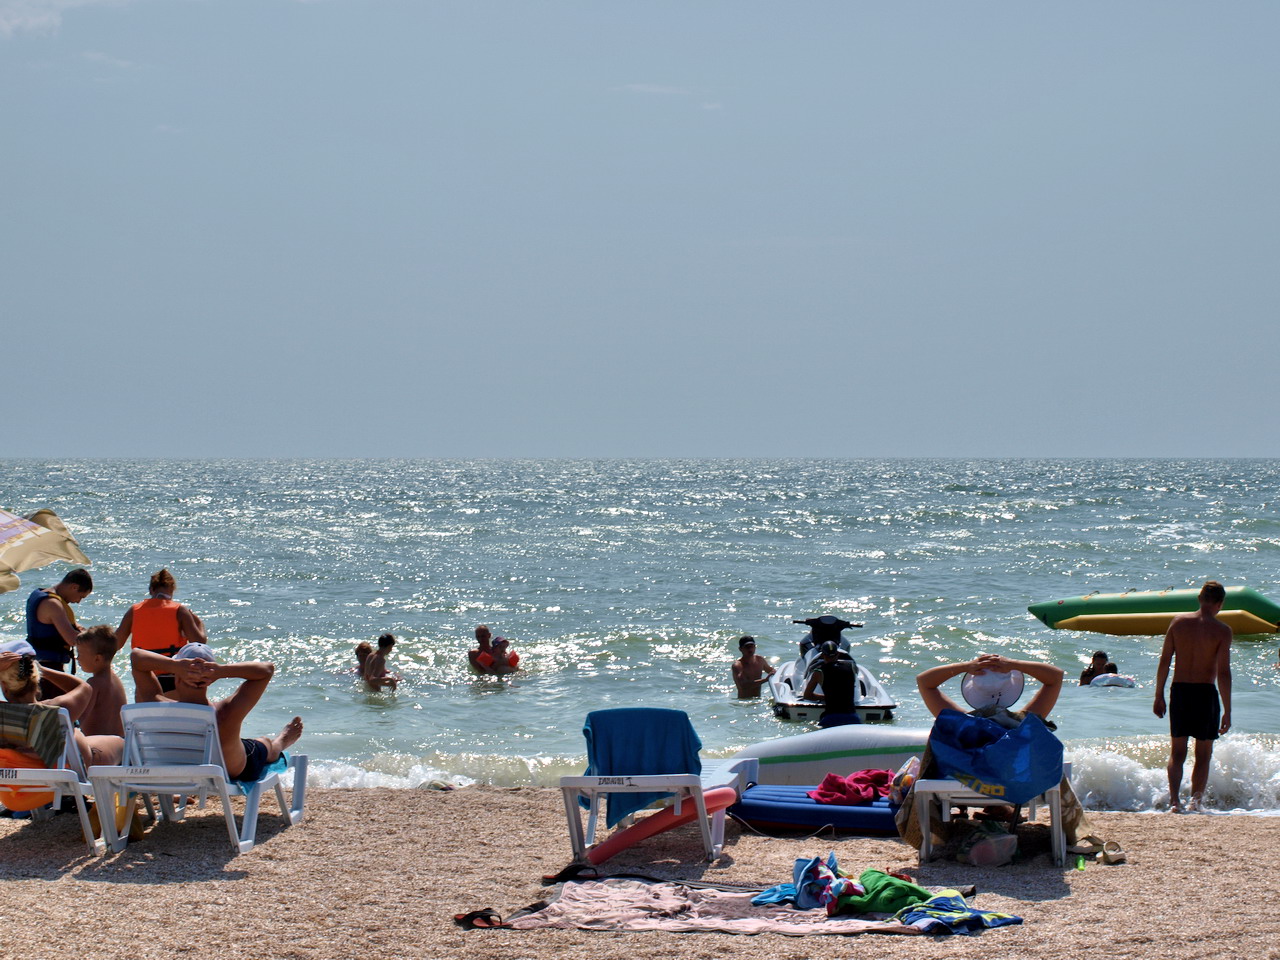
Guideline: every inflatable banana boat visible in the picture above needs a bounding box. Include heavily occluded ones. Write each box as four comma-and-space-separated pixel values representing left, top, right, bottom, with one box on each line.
1029, 586, 1280, 637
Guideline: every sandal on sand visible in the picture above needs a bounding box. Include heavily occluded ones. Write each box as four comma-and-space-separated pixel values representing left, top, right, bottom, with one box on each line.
1097, 841, 1127, 866
542, 863, 602, 885
454, 909, 507, 929
1067, 835, 1106, 856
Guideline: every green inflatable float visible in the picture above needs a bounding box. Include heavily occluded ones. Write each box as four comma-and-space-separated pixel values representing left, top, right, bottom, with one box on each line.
1028, 586, 1280, 637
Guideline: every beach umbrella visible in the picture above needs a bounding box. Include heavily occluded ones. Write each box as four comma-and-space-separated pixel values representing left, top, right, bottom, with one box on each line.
0, 508, 91, 594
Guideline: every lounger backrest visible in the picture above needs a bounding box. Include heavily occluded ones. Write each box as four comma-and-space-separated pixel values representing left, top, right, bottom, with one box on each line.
121, 702, 227, 770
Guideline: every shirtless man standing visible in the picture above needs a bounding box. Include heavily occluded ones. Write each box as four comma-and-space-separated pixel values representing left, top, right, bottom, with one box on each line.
732, 636, 776, 698
132, 644, 302, 783
1153, 580, 1232, 813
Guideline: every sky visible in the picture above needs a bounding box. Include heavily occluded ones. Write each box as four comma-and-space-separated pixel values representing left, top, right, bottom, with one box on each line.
3, 1, 1277, 458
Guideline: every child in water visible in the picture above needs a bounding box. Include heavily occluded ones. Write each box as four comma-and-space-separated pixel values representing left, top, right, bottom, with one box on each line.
363, 634, 400, 691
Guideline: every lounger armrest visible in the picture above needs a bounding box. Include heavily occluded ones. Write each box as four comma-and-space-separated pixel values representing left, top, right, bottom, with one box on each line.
698, 757, 758, 794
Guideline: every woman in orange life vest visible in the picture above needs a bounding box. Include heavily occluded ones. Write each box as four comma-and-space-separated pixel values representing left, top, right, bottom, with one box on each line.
115, 569, 208, 695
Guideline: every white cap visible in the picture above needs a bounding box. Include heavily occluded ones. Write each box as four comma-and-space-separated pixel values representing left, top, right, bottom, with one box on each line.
0, 639, 37, 657
173, 642, 216, 662
961, 669, 1025, 709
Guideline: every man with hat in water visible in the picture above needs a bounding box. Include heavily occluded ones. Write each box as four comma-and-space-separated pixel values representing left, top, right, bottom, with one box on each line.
732, 636, 776, 698
131, 643, 302, 783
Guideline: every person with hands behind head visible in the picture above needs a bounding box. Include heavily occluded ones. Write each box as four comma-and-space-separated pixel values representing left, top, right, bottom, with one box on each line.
917, 652, 1064, 721
0, 639, 124, 768
131, 644, 302, 783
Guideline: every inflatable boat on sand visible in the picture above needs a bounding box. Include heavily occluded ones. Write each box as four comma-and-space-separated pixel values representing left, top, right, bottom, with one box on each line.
731, 722, 928, 786
727, 723, 929, 834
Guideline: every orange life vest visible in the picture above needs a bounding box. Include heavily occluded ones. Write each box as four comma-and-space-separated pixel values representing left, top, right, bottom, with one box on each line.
130, 597, 184, 656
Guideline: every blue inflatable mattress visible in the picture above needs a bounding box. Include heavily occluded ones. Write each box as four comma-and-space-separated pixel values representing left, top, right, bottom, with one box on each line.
729, 784, 899, 835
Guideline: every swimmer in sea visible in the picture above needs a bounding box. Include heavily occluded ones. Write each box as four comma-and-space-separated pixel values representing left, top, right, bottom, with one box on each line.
1079, 650, 1110, 686
363, 634, 400, 691
1153, 580, 1232, 813
732, 635, 776, 698
468, 624, 519, 676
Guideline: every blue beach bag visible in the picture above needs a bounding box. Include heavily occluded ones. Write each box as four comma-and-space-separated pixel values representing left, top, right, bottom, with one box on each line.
927, 709, 1063, 806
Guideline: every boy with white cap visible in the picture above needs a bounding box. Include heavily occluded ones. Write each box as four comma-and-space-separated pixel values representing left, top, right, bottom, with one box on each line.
131, 643, 302, 783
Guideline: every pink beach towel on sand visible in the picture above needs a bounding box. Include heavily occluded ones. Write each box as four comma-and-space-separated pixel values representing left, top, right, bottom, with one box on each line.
806, 769, 894, 805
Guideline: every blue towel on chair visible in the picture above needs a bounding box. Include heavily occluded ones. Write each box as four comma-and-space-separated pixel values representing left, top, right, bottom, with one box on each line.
582, 708, 703, 828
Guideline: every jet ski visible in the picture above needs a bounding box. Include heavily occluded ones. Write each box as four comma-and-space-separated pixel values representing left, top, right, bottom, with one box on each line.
767, 615, 897, 723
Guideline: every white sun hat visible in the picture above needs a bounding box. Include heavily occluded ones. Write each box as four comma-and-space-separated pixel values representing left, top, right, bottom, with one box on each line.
961, 668, 1025, 709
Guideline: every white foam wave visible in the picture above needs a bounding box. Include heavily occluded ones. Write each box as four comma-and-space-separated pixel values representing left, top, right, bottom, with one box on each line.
1069, 733, 1280, 812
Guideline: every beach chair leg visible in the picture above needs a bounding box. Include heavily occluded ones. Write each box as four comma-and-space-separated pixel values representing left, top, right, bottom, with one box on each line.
584, 794, 602, 850
561, 787, 588, 860
689, 790, 715, 861
286, 756, 307, 825
91, 781, 129, 854
709, 808, 726, 861
234, 784, 262, 854
1049, 787, 1065, 867
916, 792, 932, 864
71, 790, 101, 856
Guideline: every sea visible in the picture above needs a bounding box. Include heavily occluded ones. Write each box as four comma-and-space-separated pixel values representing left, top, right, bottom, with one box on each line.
3, 458, 1279, 814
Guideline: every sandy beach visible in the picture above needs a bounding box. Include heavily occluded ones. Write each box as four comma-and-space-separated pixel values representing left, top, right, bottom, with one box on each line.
4, 786, 1279, 960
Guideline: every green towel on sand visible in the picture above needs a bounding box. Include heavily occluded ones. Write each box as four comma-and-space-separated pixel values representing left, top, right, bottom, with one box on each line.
832, 869, 933, 915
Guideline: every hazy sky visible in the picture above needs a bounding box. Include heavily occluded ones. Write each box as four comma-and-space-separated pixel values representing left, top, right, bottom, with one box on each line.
4, 1, 1277, 458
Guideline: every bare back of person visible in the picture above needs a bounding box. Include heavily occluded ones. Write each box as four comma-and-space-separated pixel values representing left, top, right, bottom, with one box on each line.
82, 672, 126, 738
1165, 610, 1231, 684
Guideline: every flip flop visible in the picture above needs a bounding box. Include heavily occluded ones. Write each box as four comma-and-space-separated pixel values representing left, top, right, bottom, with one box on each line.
453, 909, 507, 929
1097, 841, 1127, 865
542, 863, 602, 885
1067, 835, 1107, 856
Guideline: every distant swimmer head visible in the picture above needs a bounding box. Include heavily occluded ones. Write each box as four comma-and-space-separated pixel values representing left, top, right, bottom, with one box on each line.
738, 636, 756, 651
173, 642, 216, 662
961, 669, 1025, 710
1092, 650, 1109, 665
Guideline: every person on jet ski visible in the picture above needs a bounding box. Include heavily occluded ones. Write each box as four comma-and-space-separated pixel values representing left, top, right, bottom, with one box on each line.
801, 641, 861, 727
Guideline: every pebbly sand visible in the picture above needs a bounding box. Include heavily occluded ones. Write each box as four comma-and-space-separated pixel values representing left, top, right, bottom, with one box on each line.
3, 787, 1279, 960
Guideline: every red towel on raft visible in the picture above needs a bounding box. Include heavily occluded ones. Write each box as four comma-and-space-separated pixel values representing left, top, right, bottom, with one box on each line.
806, 769, 894, 805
